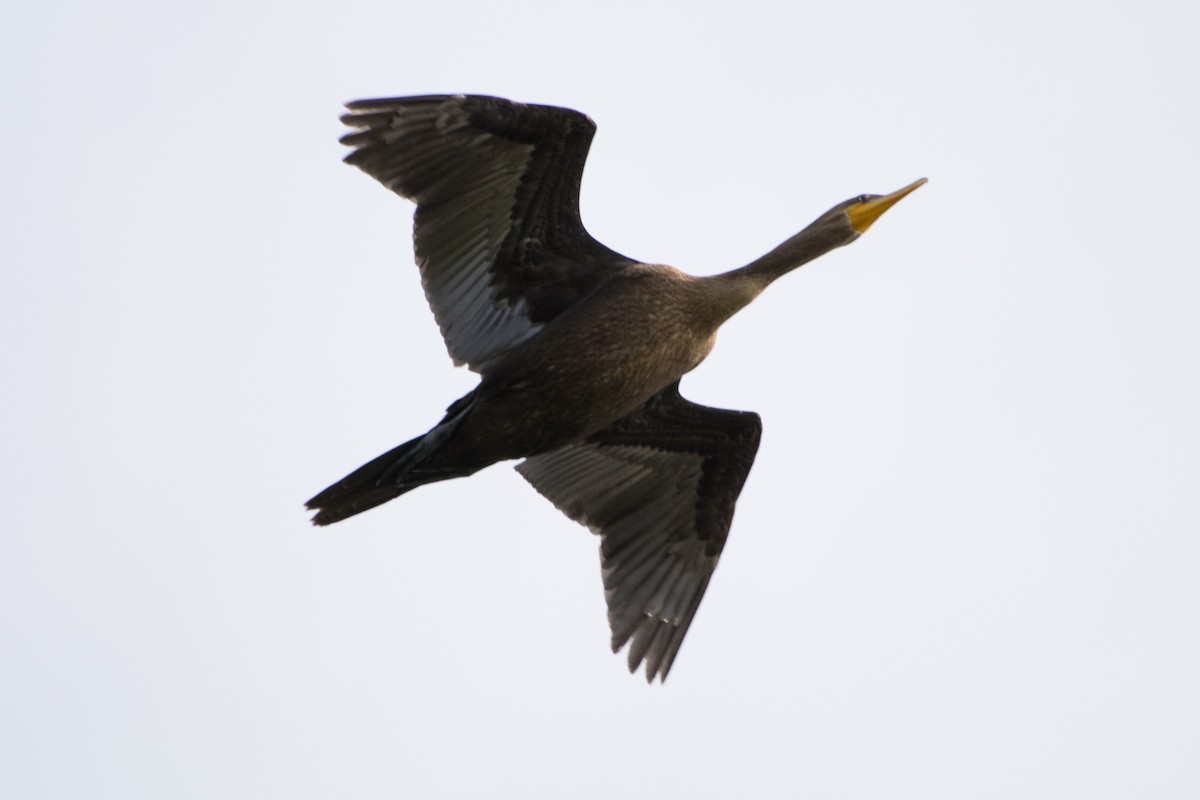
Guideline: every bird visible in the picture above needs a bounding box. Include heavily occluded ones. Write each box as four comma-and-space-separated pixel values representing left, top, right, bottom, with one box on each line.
307, 94, 925, 682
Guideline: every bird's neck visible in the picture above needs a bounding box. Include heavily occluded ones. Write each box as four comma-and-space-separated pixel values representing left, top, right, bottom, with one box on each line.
699, 223, 854, 326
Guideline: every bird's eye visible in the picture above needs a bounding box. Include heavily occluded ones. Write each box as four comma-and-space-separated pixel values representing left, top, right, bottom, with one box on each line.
856, 194, 871, 204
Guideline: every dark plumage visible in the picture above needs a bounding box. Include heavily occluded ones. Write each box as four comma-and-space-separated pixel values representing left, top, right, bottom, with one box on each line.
308, 95, 925, 681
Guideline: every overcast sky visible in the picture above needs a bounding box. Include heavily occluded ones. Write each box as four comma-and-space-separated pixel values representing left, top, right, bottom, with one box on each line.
4, 1, 1198, 797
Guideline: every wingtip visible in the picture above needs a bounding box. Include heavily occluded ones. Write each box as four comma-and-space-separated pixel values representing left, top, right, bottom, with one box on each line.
623, 654, 664, 684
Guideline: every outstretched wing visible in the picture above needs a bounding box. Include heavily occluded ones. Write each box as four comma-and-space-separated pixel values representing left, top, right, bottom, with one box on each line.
340, 94, 635, 373
516, 383, 763, 682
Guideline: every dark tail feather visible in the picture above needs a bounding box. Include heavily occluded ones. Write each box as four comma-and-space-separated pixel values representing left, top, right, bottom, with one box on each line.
306, 436, 429, 526
308, 392, 482, 526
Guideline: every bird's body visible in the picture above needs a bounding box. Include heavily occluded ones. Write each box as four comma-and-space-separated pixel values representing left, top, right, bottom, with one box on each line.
308, 94, 924, 681
463, 265, 720, 454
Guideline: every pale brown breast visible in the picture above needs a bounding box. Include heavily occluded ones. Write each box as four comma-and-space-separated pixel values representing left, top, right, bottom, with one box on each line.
447, 265, 721, 461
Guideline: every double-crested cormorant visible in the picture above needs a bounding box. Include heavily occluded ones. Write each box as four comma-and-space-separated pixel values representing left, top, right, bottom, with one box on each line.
307, 94, 925, 681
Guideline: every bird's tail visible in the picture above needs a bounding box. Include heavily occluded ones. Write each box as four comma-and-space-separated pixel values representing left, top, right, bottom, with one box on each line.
306, 397, 478, 526
306, 435, 428, 525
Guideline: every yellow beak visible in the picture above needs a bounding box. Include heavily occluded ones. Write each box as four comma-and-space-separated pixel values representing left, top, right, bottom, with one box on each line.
847, 177, 928, 234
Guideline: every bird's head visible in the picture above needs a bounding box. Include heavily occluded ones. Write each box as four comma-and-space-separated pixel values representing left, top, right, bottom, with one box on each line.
840, 177, 928, 237
716, 177, 928, 296
773, 178, 927, 267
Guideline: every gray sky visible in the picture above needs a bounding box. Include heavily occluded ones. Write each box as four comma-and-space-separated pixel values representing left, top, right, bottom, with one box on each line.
4, 0, 1198, 797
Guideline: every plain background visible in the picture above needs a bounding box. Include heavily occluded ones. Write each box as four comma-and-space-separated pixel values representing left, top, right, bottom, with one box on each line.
4, 1, 1198, 797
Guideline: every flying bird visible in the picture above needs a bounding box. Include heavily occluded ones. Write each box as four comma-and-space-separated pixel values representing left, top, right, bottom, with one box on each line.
308, 94, 925, 681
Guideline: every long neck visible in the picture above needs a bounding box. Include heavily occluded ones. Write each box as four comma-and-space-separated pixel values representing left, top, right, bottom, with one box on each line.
697, 222, 854, 327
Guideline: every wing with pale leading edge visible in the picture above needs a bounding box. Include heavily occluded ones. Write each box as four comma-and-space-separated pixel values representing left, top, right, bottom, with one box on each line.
340, 94, 634, 373
516, 382, 762, 682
